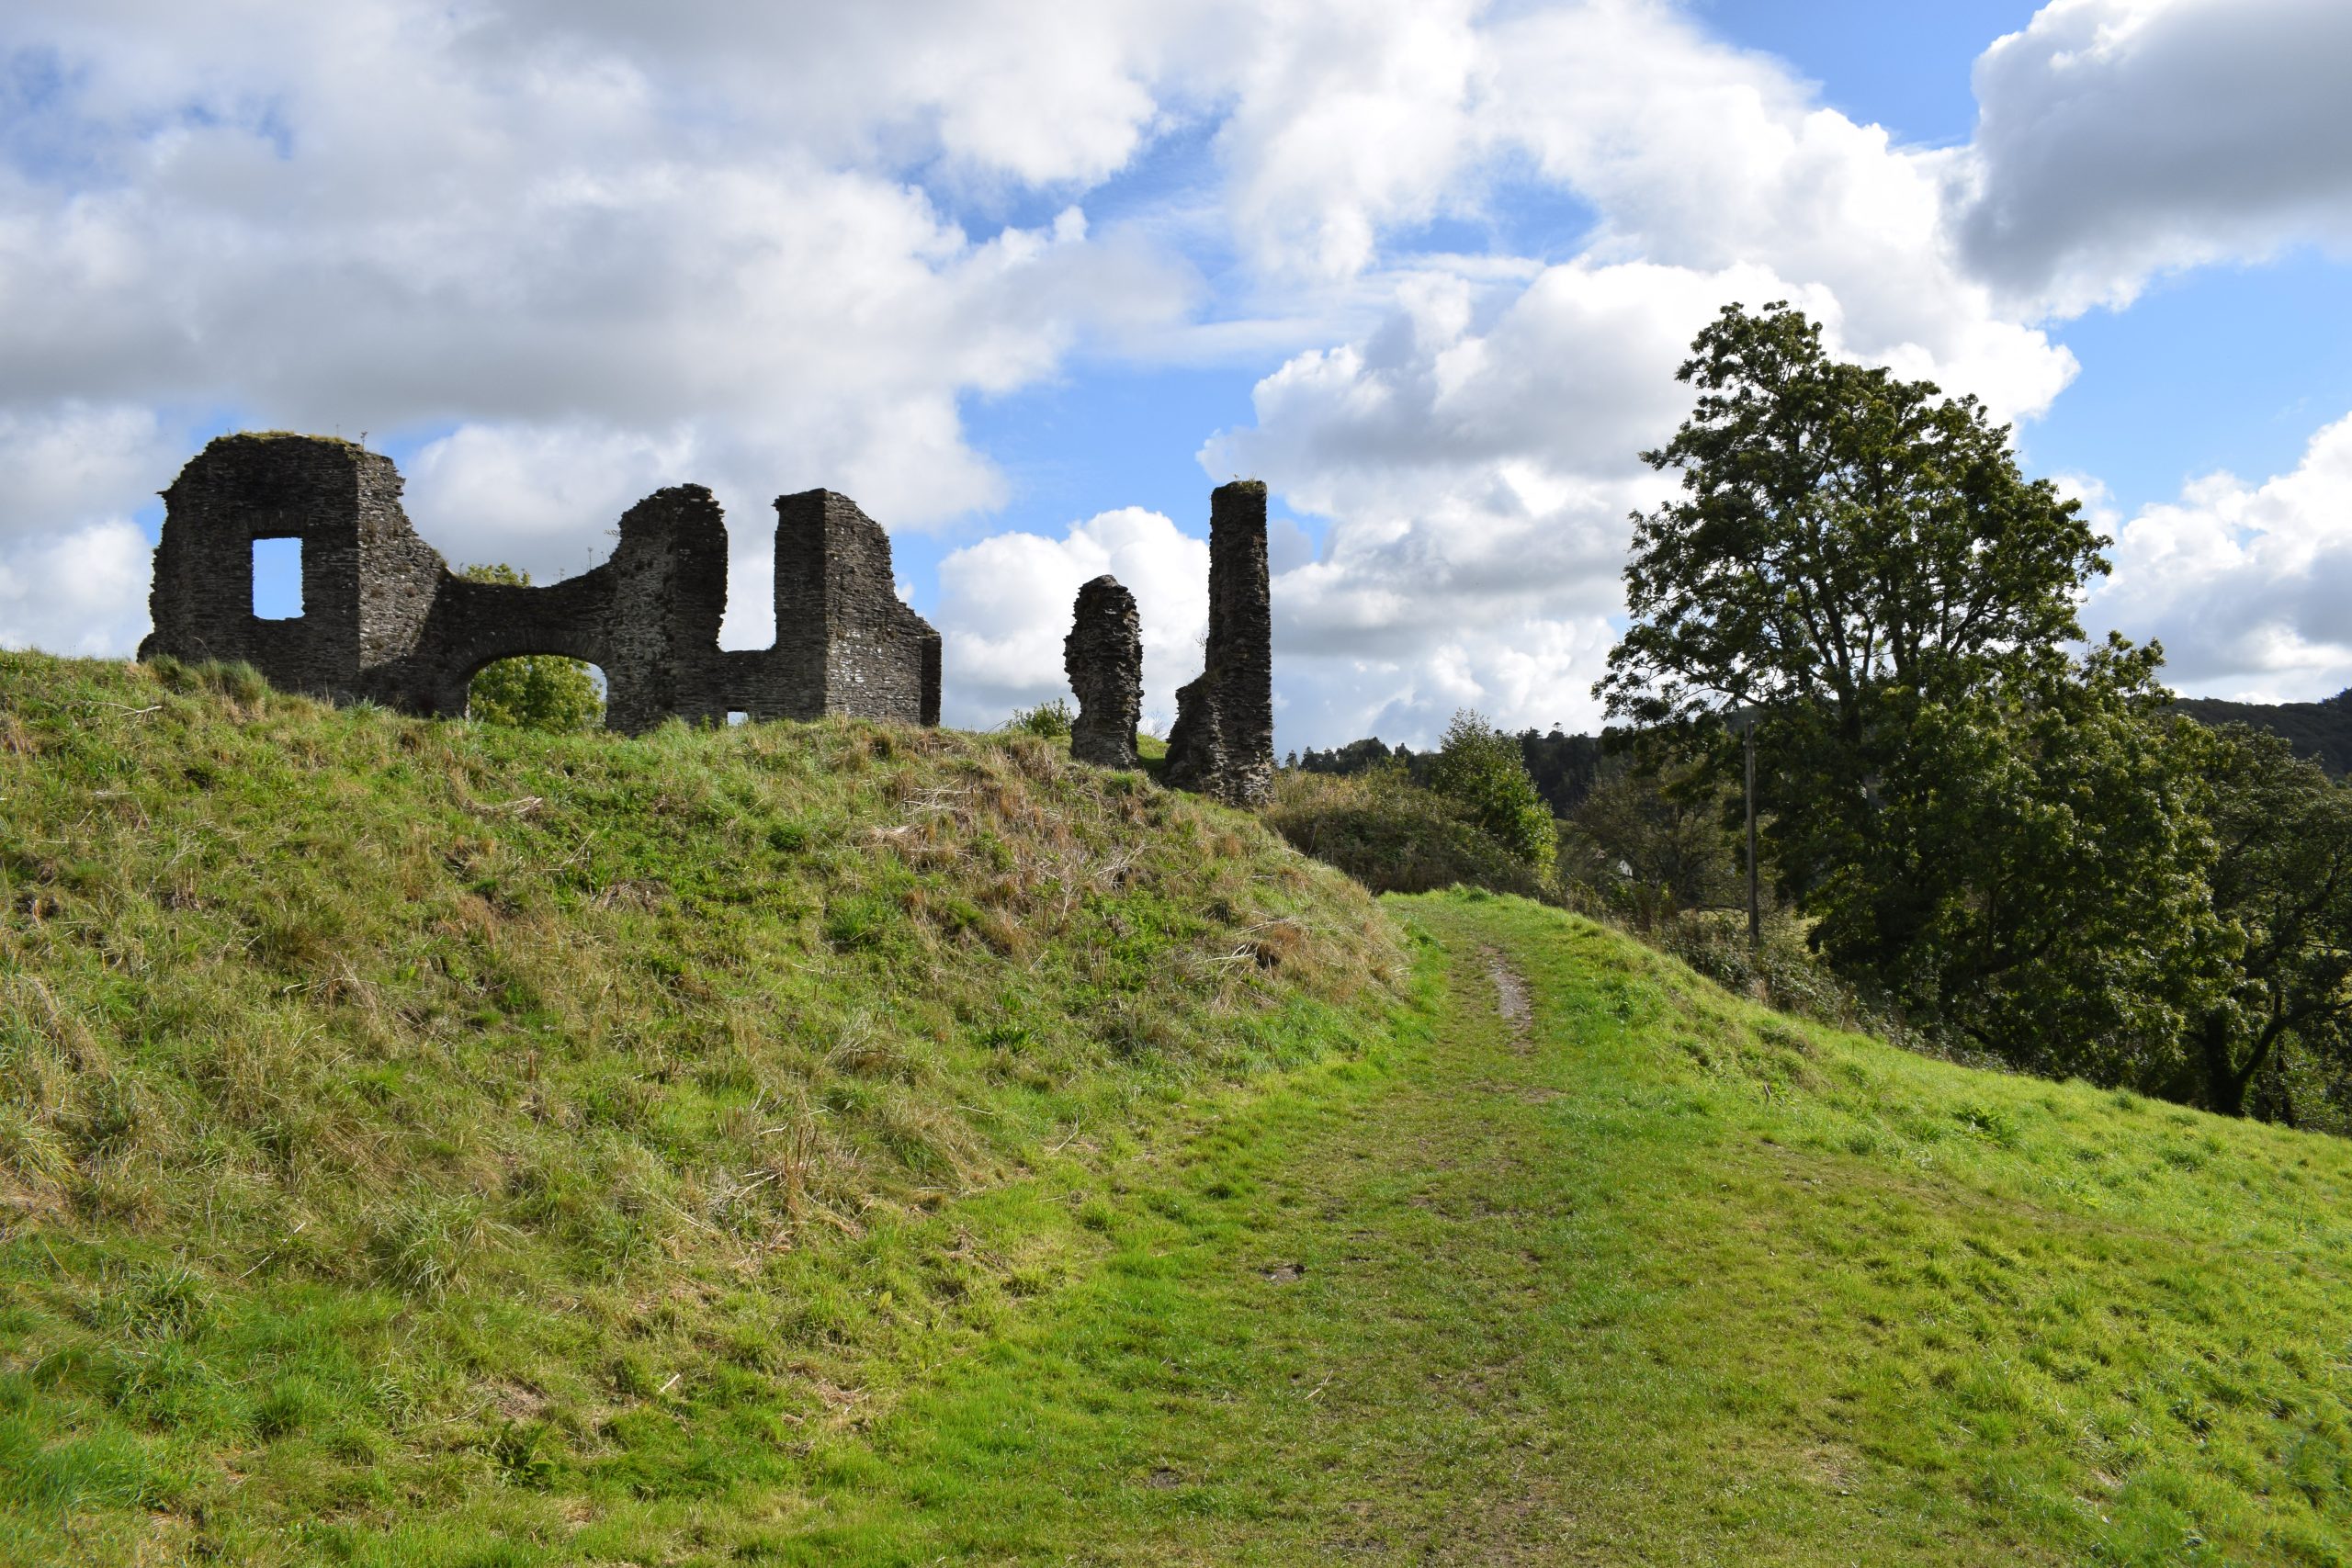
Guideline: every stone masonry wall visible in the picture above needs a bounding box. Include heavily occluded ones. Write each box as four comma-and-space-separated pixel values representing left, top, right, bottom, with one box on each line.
141, 434, 942, 733
1163, 480, 1273, 806
775, 490, 943, 726
1064, 574, 1142, 769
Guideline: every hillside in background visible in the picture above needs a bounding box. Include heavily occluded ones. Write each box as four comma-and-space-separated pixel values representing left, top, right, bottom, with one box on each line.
1293, 688, 2352, 810
2175, 689, 2352, 774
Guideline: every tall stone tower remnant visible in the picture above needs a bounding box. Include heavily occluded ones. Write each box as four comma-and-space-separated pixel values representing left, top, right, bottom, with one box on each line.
1063, 574, 1143, 769
140, 434, 940, 732
1163, 479, 1273, 807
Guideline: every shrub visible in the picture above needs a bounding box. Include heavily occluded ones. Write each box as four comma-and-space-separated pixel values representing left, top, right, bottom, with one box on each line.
1005, 698, 1073, 739
1265, 764, 1549, 899
1427, 711, 1558, 872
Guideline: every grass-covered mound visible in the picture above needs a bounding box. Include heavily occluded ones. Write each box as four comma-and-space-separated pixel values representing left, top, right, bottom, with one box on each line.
1465, 895, 2352, 1564
0, 653, 1405, 1565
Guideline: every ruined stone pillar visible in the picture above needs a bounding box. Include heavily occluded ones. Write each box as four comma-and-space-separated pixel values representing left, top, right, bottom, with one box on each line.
1164, 480, 1273, 807
1064, 574, 1142, 769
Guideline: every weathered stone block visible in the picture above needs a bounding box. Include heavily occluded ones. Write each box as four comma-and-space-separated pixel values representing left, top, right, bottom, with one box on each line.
1065, 574, 1142, 769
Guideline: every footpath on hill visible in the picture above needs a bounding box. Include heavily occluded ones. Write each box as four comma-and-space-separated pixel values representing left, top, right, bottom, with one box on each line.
638, 892, 2348, 1568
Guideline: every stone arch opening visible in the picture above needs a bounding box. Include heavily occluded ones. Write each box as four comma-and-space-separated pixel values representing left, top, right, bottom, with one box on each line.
462, 651, 610, 733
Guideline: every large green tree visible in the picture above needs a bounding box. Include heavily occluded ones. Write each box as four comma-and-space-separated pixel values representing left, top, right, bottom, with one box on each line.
1600, 300, 2105, 738
1599, 302, 2218, 1080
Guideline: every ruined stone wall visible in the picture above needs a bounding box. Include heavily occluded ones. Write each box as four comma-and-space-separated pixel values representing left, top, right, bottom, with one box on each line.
145, 435, 380, 700
1163, 480, 1273, 807
1065, 575, 1142, 769
141, 435, 1275, 764
772, 490, 941, 725
142, 434, 940, 734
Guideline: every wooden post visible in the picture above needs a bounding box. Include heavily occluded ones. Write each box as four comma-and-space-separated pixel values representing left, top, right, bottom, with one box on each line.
1745, 714, 1760, 952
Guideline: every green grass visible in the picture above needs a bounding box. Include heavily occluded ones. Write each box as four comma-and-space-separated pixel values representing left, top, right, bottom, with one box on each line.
7, 651, 2352, 1563
633, 891, 2350, 1564
0, 653, 1403, 1565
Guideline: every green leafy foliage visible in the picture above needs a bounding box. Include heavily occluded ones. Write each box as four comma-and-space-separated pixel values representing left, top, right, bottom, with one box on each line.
1426, 710, 1557, 873
1599, 301, 2229, 1094
1003, 698, 1073, 739
1797, 639, 2223, 1084
1601, 300, 2106, 732
1294, 728, 1604, 818
2189, 724, 2352, 1124
1265, 761, 1551, 899
1556, 753, 1740, 926
457, 564, 605, 733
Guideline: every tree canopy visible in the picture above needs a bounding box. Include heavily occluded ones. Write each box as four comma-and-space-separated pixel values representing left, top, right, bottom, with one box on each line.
1601, 300, 2107, 728
1599, 303, 2230, 1089
2192, 726, 2352, 1122
1427, 710, 1558, 874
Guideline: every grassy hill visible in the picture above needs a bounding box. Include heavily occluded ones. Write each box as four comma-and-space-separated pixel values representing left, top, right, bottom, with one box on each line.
6, 652, 2352, 1564
0, 653, 1405, 1565
2176, 689, 2352, 773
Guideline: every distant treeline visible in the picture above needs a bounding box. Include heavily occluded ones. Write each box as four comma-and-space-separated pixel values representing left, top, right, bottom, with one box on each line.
1290, 693, 2352, 817
1289, 728, 1606, 818
2173, 689, 2352, 775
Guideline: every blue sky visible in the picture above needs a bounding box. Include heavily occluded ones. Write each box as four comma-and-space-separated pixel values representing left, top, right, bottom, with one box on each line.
4, 0, 2350, 750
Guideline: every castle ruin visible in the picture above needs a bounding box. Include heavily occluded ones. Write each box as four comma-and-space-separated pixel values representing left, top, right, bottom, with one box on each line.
140, 433, 1276, 802
141, 434, 939, 732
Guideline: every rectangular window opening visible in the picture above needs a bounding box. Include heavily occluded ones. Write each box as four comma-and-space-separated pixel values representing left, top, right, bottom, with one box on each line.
726, 711, 750, 728
252, 536, 305, 620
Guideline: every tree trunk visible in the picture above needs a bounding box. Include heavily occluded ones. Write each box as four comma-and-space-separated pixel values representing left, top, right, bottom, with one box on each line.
2197, 1013, 2251, 1118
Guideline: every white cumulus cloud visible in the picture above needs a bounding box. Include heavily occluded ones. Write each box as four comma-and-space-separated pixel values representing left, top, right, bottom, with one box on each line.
1957, 0, 2352, 315
0, 519, 153, 657
6, 0, 2352, 750
0, 0, 1196, 651
2086, 413, 2352, 698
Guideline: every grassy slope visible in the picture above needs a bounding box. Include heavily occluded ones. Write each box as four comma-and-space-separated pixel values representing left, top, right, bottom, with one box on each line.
727, 894, 2352, 1566
0, 653, 1405, 1566
7, 652, 2352, 1564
